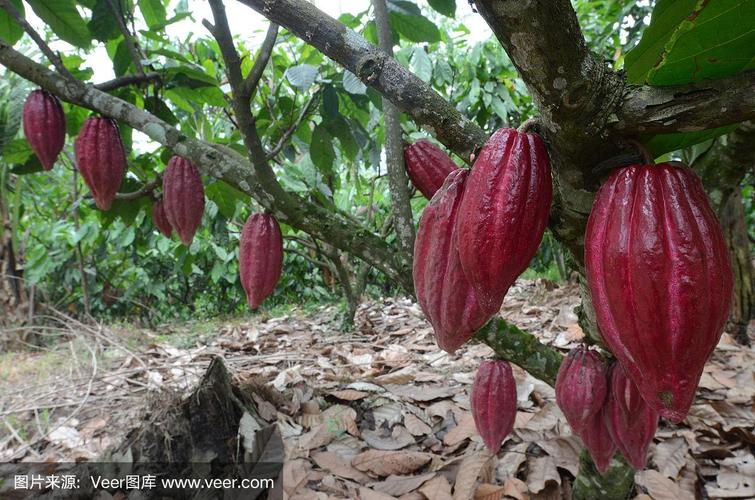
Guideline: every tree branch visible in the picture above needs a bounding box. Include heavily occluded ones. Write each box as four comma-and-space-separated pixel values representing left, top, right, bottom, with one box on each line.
266, 89, 320, 160
0, 0, 73, 79
236, 0, 487, 163
372, 0, 414, 271
94, 72, 161, 92
614, 72, 755, 135
0, 39, 413, 292
242, 23, 279, 98
114, 178, 161, 201
104, 0, 145, 75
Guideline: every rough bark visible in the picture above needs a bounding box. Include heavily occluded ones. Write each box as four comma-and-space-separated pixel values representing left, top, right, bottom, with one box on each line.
719, 191, 753, 345
372, 0, 415, 270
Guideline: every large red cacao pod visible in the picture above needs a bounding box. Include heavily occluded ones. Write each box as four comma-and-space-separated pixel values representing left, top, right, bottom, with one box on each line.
74, 116, 127, 210
580, 409, 617, 474
413, 169, 497, 353
23, 89, 66, 171
152, 199, 173, 238
162, 156, 205, 245
604, 363, 658, 470
585, 162, 732, 422
456, 128, 552, 312
470, 359, 517, 452
239, 213, 283, 309
403, 139, 458, 199
555, 346, 608, 434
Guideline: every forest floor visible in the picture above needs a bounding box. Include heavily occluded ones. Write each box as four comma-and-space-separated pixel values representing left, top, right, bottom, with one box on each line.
0, 279, 753, 499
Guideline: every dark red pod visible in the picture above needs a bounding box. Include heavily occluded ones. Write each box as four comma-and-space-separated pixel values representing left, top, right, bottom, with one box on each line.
162, 156, 205, 245
555, 346, 608, 434
74, 116, 127, 210
605, 363, 658, 470
23, 89, 66, 171
456, 128, 552, 312
580, 409, 617, 474
239, 213, 283, 309
470, 359, 517, 452
152, 198, 173, 238
585, 162, 732, 422
413, 169, 497, 353
403, 139, 458, 199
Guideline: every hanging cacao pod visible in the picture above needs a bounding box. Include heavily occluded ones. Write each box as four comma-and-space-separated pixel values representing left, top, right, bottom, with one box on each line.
23, 89, 66, 171
413, 169, 497, 353
403, 139, 458, 199
555, 346, 608, 434
580, 409, 617, 474
585, 162, 732, 422
162, 156, 205, 245
470, 359, 517, 452
74, 116, 127, 210
239, 213, 283, 309
456, 128, 552, 312
604, 363, 658, 470
152, 198, 173, 238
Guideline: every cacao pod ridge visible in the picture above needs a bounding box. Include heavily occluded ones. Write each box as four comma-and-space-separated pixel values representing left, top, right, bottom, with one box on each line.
403, 139, 458, 199
239, 213, 284, 309
470, 359, 517, 452
162, 156, 205, 245
74, 116, 127, 210
580, 408, 617, 475
23, 89, 66, 171
152, 198, 173, 238
555, 345, 608, 434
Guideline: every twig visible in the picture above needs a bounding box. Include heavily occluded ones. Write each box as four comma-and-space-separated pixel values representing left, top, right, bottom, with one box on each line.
95, 72, 161, 92
104, 0, 145, 75
241, 23, 279, 98
0, 0, 73, 79
266, 89, 320, 160
114, 177, 161, 201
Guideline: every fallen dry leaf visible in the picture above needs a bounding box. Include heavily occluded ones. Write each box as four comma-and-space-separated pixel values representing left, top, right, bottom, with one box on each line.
635, 470, 687, 500
453, 451, 495, 500
526, 456, 560, 494
419, 474, 453, 500
652, 437, 688, 478
312, 450, 372, 483
369, 473, 435, 496
352, 450, 433, 476
404, 413, 433, 437
444, 414, 478, 447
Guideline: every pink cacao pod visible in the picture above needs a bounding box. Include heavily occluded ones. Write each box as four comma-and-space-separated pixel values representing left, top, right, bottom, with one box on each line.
152, 199, 173, 238
413, 169, 497, 353
74, 117, 127, 210
604, 363, 658, 470
555, 346, 608, 434
456, 128, 552, 312
403, 139, 458, 199
162, 156, 205, 245
23, 89, 66, 171
580, 409, 617, 474
585, 162, 732, 422
239, 213, 283, 309
470, 359, 517, 452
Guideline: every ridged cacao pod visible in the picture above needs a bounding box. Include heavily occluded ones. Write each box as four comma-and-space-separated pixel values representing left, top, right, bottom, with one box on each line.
470, 360, 517, 452
555, 346, 608, 434
162, 156, 205, 245
239, 213, 283, 309
605, 363, 658, 470
580, 409, 617, 474
456, 128, 552, 312
403, 139, 458, 199
413, 169, 497, 353
23, 89, 66, 171
585, 162, 732, 422
74, 116, 127, 210
152, 199, 173, 238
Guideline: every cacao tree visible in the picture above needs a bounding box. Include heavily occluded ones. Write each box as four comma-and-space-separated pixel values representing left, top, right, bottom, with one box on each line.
0, 0, 753, 497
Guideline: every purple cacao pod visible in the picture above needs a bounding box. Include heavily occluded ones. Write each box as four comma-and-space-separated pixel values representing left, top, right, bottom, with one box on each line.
555, 346, 608, 434
74, 116, 127, 210
585, 162, 733, 422
23, 89, 66, 171
456, 128, 552, 312
239, 213, 283, 309
162, 156, 205, 245
403, 139, 458, 199
580, 409, 617, 474
470, 359, 517, 452
413, 169, 497, 353
152, 199, 173, 238
604, 363, 658, 470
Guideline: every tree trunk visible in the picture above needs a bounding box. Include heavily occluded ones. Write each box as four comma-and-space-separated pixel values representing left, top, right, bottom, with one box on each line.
720, 190, 753, 345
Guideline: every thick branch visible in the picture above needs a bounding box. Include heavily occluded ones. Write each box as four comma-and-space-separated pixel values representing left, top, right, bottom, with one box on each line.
95, 72, 161, 92
373, 0, 414, 270
242, 23, 279, 98
236, 0, 487, 162
0, 39, 412, 292
616, 73, 755, 135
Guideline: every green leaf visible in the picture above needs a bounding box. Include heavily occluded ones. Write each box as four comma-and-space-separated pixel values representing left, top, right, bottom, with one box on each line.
88, 0, 119, 41
389, 11, 440, 43
321, 85, 340, 119
138, 0, 167, 29
625, 0, 755, 84
342, 71, 367, 94
645, 125, 737, 157
410, 47, 432, 82
205, 180, 248, 219
326, 117, 359, 161
285, 64, 318, 89
0, 0, 24, 45
310, 124, 335, 176
428, 0, 455, 17
26, 0, 91, 48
